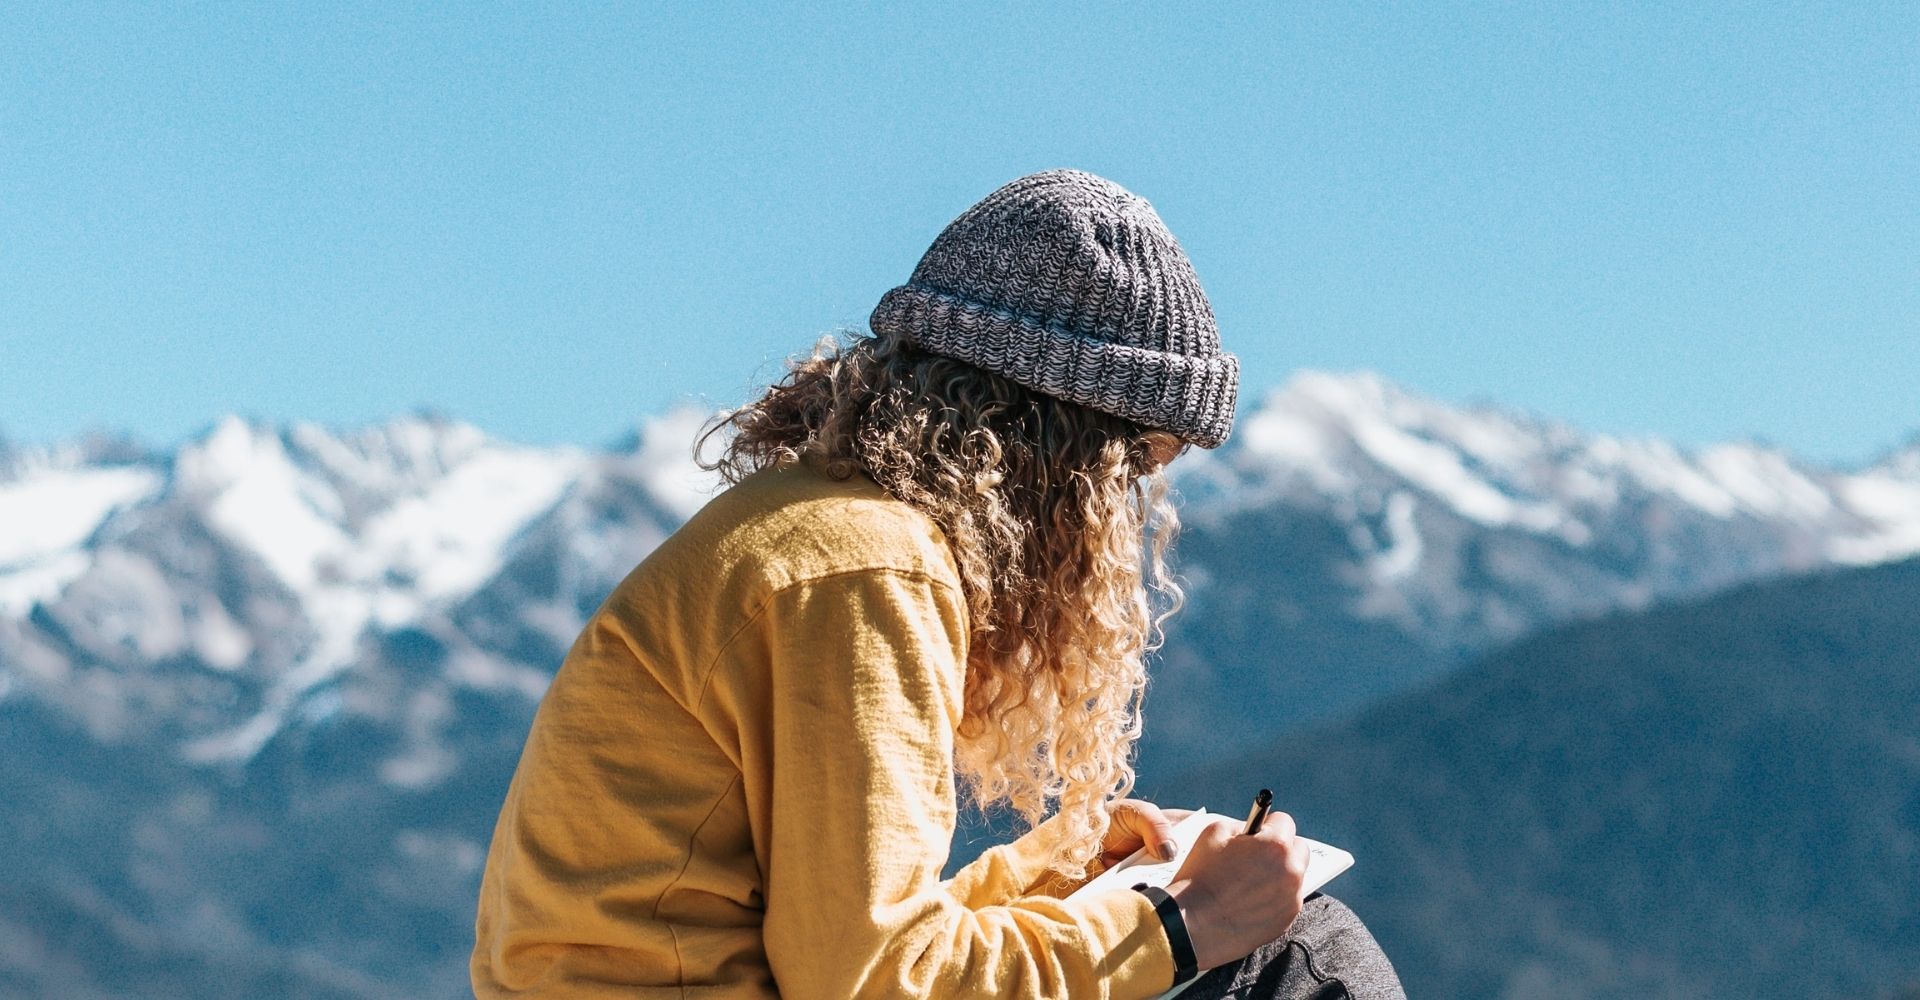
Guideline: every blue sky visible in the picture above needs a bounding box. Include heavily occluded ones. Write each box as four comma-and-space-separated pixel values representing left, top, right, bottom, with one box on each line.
3, 4, 1914, 467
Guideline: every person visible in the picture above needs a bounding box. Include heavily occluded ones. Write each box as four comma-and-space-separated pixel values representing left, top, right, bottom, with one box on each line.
470, 168, 1405, 999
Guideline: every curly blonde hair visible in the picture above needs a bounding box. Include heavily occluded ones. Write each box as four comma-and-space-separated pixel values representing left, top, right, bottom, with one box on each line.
694, 325, 1187, 882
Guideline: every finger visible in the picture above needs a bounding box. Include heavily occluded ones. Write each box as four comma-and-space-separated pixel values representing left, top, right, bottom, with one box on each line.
1260, 810, 1297, 842
1101, 800, 1147, 856
1282, 833, 1311, 898
1134, 802, 1178, 861
1170, 820, 1227, 882
1287, 835, 1311, 883
1196, 815, 1237, 849
1113, 800, 1178, 861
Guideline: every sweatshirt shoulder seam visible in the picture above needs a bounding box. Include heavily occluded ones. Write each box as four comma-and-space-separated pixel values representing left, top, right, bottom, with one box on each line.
686, 565, 965, 722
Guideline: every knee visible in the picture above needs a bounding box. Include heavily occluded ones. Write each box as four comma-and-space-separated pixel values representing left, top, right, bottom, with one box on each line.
1287, 894, 1406, 1000
1294, 893, 1367, 934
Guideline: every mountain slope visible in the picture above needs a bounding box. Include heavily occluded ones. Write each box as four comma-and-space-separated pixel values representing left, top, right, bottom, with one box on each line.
1178, 554, 1920, 999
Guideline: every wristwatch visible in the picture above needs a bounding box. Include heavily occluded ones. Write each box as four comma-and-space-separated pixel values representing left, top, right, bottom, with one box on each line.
1131, 883, 1199, 987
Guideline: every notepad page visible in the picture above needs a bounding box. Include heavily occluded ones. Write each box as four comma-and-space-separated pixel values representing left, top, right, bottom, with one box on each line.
1067, 808, 1356, 999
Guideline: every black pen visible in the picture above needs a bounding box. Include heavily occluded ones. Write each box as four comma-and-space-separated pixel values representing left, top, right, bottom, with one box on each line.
1243, 787, 1273, 835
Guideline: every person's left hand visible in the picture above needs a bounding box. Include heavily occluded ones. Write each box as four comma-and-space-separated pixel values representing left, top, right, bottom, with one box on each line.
1101, 798, 1196, 866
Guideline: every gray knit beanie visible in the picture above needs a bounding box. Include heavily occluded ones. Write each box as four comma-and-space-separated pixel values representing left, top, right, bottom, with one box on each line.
868, 168, 1240, 449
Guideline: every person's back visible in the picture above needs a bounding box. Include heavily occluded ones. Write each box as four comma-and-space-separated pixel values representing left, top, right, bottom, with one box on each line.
473, 455, 967, 996
472, 168, 1406, 1000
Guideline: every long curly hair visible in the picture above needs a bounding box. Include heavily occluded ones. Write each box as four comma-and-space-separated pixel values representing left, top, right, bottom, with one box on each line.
694, 325, 1187, 883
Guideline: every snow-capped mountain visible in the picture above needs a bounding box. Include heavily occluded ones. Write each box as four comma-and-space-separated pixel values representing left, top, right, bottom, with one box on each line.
0, 406, 715, 758
1128, 371, 1920, 779
4, 371, 1918, 772
1187, 369, 1919, 594
1, 370, 1917, 997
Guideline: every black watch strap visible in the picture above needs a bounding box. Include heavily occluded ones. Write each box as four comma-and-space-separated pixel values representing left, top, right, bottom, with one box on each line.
1131, 882, 1199, 987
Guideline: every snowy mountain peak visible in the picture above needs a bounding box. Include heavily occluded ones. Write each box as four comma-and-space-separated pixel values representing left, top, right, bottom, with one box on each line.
4, 380, 1917, 770
286, 411, 496, 497
175, 414, 289, 490
1198, 369, 1920, 576
0, 460, 162, 616
1870, 436, 1920, 479
621, 404, 727, 521
0, 427, 154, 483
1218, 371, 1580, 537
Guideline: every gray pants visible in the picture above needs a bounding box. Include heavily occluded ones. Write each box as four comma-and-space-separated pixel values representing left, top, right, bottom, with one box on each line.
1180, 894, 1407, 1000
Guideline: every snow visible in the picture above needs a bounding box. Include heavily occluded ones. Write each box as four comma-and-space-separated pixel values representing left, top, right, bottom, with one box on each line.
395, 829, 486, 875
1235, 402, 1357, 495
1352, 412, 1515, 524
1430, 410, 1543, 472
174, 420, 593, 765
8, 383, 1920, 771
1256, 371, 1852, 534
1589, 436, 1740, 517
191, 596, 253, 670
1559, 464, 1620, 506
355, 445, 586, 603
1298, 370, 1547, 474
1254, 371, 1573, 535
1841, 471, 1920, 523
1346, 403, 1570, 534
630, 404, 727, 521
1827, 472, 1920, 565
0, 464, 160, 614
287, 413, 492, 504
181, 709, 284, 765
180, 591, 370, 762
178, 417, 350, 593
1371, 490, 1424, 580
381, 741, 458, 789
209, 466, 351, 594
0, 465, 159, 564
0, 552, 91, 618
1697, 445, 1833, 519
177, 414, 585, 618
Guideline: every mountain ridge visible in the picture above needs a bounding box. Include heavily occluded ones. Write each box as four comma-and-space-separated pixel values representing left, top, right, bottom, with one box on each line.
5, 369, 1919, 775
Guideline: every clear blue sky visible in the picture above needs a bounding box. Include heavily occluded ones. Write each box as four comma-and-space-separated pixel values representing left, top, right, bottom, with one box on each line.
3, 4, 1915, 467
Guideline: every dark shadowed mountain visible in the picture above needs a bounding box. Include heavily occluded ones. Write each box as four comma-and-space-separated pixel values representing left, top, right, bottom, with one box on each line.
1178, 554, 1920, 1000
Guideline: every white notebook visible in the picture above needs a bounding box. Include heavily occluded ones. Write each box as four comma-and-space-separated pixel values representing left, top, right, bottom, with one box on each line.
1068, 808, 1354, 998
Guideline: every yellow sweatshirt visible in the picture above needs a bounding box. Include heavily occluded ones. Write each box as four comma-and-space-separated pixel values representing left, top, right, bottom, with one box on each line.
471, 454, 1177, 999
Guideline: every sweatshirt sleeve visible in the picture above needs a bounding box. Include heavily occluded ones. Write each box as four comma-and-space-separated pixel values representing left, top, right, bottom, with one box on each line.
726, 567, 1176, 1000
943, 811, 1114, 908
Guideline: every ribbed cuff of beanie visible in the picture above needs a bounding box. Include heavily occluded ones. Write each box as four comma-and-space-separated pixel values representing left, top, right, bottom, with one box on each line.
870, 282, 1240, 449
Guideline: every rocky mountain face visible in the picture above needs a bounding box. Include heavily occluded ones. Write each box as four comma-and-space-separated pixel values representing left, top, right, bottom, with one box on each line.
2, 370, 1916, 996
1178, 554, 1920, 1000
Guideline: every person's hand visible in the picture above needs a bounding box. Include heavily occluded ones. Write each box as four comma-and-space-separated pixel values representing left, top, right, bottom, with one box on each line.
1099, 799, 1194, 866
1163, 811, 1310, 971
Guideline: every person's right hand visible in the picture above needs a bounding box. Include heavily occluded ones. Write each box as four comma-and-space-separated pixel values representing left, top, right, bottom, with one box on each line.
1163, 811, 1310, 971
